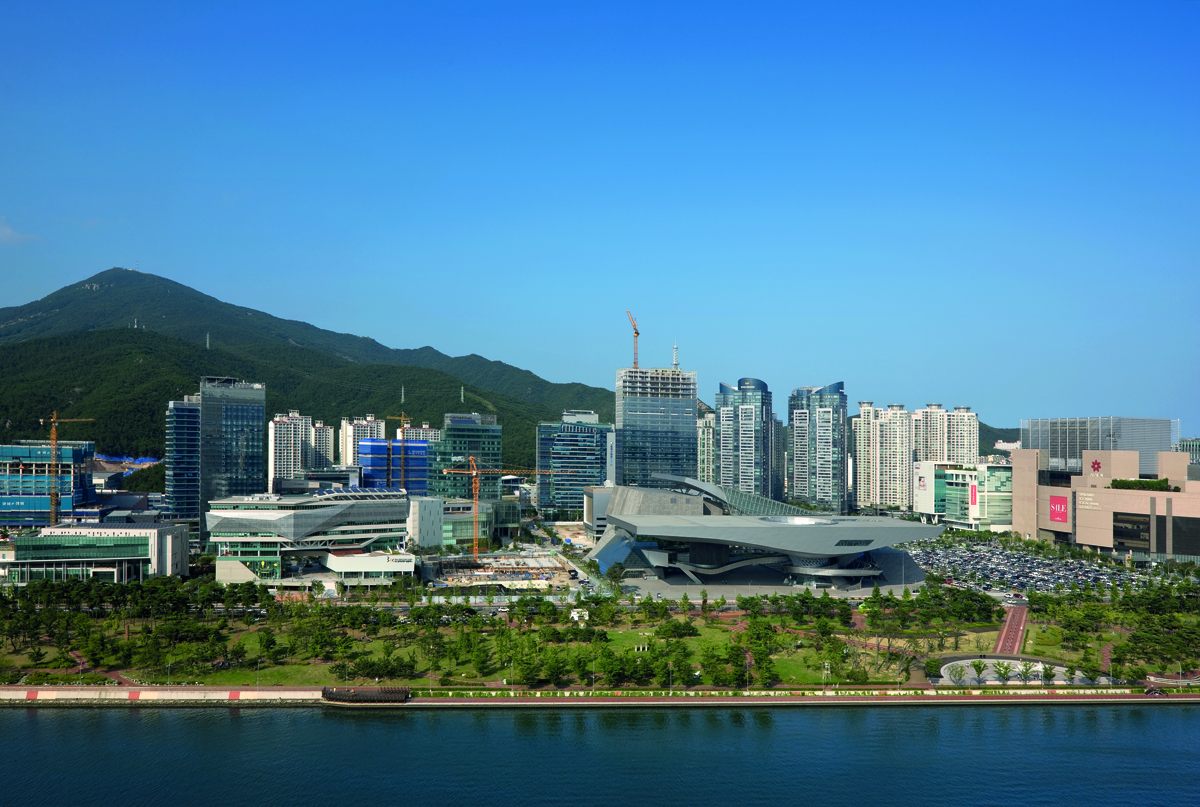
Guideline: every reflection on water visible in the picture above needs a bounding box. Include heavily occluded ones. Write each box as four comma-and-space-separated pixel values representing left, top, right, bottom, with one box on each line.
3, 706, 1199, 807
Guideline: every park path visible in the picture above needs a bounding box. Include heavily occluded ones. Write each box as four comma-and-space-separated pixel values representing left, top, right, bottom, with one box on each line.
993, 606, 1028, 655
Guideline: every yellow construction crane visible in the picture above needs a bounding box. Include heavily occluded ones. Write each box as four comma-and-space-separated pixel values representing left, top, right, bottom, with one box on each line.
627, 310, 639, 369
442, 457, 573, 559
385, 413, 410, 490
39, 411, 95, 525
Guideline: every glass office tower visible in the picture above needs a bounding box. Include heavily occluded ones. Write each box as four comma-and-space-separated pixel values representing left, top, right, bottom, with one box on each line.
428, 413, 503, 499
198, 377, 266, 504
1020, 416, 1180, 476
535, 413, 614, 517
788, 382, 848, 513
615, 364, 698, 488
165, 397, 201, 521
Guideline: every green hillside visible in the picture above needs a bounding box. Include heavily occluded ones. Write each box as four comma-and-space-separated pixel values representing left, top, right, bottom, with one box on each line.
0, 329, 562, 469
0, 268, 614, 421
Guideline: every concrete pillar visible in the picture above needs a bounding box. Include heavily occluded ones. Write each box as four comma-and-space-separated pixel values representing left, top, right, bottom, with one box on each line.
1166, 498, 1173, 559
1150, 497, 1157, 557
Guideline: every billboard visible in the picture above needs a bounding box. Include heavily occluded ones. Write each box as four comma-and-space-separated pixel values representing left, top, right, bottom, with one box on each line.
970, 484, 977, 506
1050, 495, 1068, 523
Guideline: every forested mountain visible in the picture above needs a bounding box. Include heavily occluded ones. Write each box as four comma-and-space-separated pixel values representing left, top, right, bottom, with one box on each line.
0, 329, 562, 468
0, 268, 614, 420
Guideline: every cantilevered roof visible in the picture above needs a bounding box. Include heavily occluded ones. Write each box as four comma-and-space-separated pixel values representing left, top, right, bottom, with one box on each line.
606, 513, 942, 560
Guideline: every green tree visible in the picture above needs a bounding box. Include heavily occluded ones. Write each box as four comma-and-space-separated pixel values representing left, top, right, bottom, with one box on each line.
946, 663, 966, 685
969, 658, 988, 684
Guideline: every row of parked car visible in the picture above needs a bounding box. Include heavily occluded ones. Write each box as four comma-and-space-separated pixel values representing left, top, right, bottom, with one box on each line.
909, 544, 1144, 596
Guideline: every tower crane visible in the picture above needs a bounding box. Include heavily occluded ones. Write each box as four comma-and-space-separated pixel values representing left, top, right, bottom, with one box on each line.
627, 310, 639, 369
385, 413, 410, 490
442, 457, 574, 559
39, 411, 95, 525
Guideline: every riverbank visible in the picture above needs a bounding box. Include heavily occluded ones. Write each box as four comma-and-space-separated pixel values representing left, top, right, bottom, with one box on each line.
4, 685, 1199, 708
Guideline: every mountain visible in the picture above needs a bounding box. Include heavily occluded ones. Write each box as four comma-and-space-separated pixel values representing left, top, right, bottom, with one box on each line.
0, 268, 614, 421
0, 328, 562, 469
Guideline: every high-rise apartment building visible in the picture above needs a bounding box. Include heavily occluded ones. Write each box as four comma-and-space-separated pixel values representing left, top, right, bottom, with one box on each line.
788, 382, 848, 513
165, 397, 201, 521
615, 355, 697, 488
267, 410, 333, 493
912, 404, 948, 462
913, 403, 979, 465
313, 422, 335, 468
853, 402, 913, 510
166, 377, 266, 528
696, 410, 716, 484
338, 415, 385, 467
535, 411, 614, 517
873, 405, 913, 509
947, 406, 979, 465
714, 378, 776, 498
428, 413, 503, 500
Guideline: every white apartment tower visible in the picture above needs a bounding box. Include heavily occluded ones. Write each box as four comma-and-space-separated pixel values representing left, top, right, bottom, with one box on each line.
873, 405, 914, 509
696, 411, 716, 484
853, 403, 914, 510
339, 414, 385, 467
268, 410, 334, 493
947, 406, 979, 465
313, 421, 335, 468
912, 404, 949, 462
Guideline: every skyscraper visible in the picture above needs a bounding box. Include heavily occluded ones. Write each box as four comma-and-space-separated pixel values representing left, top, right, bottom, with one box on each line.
268, 410, 334, 493
714, 378, 776, 498
428, 413, 504, 499
947, 406, 979, 465
788, 382, 848, 513
197, 377, 266, 505
535, 411, 614, 517
853, 402, 914, 511
167, 377, 266, 531
696, 408, 716, 484
165, 397, 201, 521
615, 353, 697, 488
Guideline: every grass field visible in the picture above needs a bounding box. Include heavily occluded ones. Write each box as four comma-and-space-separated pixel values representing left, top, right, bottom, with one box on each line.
1, 614, 1013, 690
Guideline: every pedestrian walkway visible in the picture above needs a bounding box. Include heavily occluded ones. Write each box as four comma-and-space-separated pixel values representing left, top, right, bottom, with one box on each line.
994, 606, 1028, 655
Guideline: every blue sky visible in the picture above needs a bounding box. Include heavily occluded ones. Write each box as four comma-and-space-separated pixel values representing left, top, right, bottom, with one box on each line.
2, 2, 1198, 430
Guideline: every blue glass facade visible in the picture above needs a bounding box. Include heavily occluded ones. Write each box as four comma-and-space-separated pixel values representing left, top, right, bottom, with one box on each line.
198, 378, 266, 504
615, 367, 698, 488
0, 442, 96, 527
535, 420, 613, 516
360, 439, 431, 495
165, 398, 201, 521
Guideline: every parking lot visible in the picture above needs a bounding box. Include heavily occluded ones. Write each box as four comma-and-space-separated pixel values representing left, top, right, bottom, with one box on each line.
908, 543, 1145, 597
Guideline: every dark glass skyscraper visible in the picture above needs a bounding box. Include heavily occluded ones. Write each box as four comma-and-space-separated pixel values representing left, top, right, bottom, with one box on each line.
536, 412, 614, 516
164, 397, 201, 521
788, 382, 848, 513
167, 377, 266, 532
615, 361, 698, 488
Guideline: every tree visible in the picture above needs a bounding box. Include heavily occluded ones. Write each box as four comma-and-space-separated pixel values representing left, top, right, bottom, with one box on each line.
1017, 660, 1037, 685
335, 581, 347, 600
969, 658, 988, 684
603, 563, 626, 593
1040, 664, 1056, 687
947, 663, 966, 685
924, 657, 943, 679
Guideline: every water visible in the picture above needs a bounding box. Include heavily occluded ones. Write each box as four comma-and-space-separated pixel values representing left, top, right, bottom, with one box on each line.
6, 705, 1198, 806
